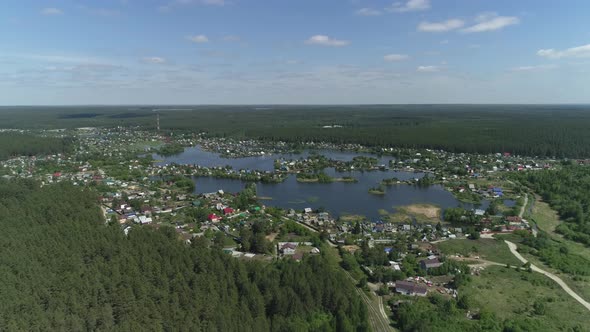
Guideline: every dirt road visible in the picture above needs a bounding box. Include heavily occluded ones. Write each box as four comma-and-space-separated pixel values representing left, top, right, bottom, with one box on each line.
505, 240, 590, 312
518, 194, 528, 218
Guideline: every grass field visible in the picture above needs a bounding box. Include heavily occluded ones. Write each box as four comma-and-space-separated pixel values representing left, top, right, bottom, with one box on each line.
436, 238, 522, 266
527, 198, 590, 300
461, 266, 590, 330
495, 230, 590, 305
531, 198, 590, 262
380, 204, 443, 224
401, 204, 441, 219
531, 197, 561, 234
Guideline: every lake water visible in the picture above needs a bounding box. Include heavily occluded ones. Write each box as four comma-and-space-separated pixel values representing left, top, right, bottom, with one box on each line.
155, 146, 393, 172
155, 146, 488, 220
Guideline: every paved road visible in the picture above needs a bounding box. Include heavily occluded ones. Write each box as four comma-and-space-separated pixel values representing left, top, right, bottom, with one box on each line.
505, 240, 590, 312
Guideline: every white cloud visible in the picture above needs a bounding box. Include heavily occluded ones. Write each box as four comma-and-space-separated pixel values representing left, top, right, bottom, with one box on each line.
511, 64, 558, 72
537, 43, 590, 59
388, 0, 430, 13
41, 8, 63, 15
143, 57, 166, 64
417, 65, 439, 72
305, 35, 350, 47
188, 35, 209, 43
418, 19, 464, 32
384, 54, 409, 61
356, 8, 382, 16
462, 13, 519, 33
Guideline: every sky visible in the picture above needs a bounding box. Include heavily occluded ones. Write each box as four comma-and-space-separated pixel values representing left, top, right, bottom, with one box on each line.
1, 0, 590, 105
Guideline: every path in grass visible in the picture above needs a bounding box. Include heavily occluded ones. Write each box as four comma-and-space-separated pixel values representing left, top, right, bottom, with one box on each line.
460, 265, 590, 330
505, 240, 590, 312
518, 194, 527, 218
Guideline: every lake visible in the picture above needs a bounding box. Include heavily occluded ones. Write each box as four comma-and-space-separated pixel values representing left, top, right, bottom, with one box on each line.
155, 146, 488, 220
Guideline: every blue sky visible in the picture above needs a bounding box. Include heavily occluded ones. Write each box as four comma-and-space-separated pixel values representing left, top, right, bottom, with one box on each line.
2, 0, 590, 104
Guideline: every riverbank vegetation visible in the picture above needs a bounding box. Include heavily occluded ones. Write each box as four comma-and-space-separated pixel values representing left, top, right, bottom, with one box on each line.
368, 185, 386, 195
381, 177, 400, 185
296, 172, 334, 183
157, 143, 185, 156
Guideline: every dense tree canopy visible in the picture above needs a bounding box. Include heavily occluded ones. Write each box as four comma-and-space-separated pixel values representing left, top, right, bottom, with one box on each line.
0, 132, 73, 160
3, 105, 590, 157
511, 165, 590, 247
0, 180, 368, 331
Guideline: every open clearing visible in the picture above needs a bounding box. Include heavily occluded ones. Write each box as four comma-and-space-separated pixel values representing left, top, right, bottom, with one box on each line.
383, 204, 442, 223
461, 265, 590, 330
531, 198, 590, 262
435, 238, 522, 266
400, 203, 441, 219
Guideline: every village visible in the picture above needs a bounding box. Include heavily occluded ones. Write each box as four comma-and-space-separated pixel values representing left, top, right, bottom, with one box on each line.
0, 127, 558, 302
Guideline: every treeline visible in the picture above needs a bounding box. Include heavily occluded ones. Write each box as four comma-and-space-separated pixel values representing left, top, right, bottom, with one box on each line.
0, 179, 368, 331
4, 105, 590, 157
511, 164, 590, 247
0, 132, 73, 160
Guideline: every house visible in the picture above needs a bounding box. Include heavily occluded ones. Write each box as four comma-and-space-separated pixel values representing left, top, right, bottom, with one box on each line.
310, 247, 321, 254
208, 214, 221, 222
280, 243, 297, 255
138, 215, 152, 224
475, 209, 485, 216
389, 261, 401, 271
420, 258, 443, 270
223, 207, 235, 215
304, 207, 313, 214
506, 216, 522, 223
395, 281, 428, 296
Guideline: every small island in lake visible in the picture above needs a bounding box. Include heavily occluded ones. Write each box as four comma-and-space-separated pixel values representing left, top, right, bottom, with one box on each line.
368, 185, 386, 195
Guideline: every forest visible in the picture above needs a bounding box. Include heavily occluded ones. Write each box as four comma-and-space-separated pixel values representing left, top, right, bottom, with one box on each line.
0, 132, 73, 160
3, 105, 590, 157
0, 179, 368, 331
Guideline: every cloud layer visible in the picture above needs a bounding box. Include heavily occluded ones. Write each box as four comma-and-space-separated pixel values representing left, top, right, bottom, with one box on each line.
462, 13, 519, 33
388, 0, 430, 13
41, 8, 63, 15
384, 54, 409, 62
537, 44, 590, 59
305, 35, 350, 47
418, 19, 464, 32
188, 35, 209, 43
